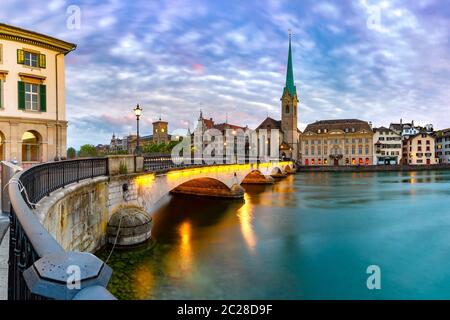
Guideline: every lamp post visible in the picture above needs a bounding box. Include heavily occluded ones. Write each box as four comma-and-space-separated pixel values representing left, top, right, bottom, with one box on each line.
133, 104, 142, 155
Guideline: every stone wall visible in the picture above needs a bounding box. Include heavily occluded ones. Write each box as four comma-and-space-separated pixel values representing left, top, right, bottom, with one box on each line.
298, 164, 450, 172
36, 177, 109, 252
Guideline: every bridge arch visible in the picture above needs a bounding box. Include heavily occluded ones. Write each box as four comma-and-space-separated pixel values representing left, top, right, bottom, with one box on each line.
171, 177, 244, 198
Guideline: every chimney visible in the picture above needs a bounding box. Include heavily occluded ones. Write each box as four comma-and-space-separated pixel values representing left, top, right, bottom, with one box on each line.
412, 120, 414, 126
400, 118, 402, 125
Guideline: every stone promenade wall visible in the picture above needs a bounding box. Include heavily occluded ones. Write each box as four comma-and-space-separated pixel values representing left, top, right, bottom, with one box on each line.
298, 164, 450, 172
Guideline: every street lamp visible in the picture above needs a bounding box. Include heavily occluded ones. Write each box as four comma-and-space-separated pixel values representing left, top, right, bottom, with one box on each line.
133, 104, 143, 155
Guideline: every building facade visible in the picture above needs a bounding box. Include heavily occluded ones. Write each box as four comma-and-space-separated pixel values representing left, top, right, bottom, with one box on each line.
373, 127, 402, 165
0, 23, 76, 164
301, 119, 374, 166
434, 129, 450, 164
193, 111, 247, 160
402, 132, 437, 165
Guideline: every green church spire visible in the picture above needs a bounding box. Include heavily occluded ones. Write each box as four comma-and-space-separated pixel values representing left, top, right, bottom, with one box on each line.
283, 30, 297, 97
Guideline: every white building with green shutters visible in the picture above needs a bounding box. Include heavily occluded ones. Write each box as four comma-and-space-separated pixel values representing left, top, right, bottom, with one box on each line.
0, 23, 76, 164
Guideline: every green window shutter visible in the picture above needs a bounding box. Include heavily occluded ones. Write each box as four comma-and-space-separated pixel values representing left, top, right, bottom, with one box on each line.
17, 49, 25, 64
18, 81, 25, 110
39, 54, 46, 68
39, 84, 46, 112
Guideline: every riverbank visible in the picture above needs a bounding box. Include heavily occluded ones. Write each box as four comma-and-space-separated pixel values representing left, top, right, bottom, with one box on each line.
297, 164, 450, 172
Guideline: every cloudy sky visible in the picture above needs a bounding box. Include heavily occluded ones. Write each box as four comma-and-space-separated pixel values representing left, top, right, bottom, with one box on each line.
1, 0, 449, 148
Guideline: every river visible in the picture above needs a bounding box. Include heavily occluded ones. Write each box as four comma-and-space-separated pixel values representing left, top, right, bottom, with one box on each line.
98, 170, 450, 299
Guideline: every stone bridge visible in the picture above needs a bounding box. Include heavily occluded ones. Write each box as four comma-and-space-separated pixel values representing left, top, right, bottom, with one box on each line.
33, 158, 294, 253
131, 161, 295, 210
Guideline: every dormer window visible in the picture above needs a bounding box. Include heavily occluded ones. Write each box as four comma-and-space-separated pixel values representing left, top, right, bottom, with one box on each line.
318, 129, 321, 134
351, 128, 355, 133
324, 129, 328, 133
345, 128, 349, 133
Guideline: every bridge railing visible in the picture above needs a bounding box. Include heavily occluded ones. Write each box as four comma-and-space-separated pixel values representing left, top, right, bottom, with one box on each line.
8, 158, 115, 300
143, 154, 291, 172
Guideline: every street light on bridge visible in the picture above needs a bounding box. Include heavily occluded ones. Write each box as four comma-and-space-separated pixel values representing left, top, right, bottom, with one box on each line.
133, 104, 143, 155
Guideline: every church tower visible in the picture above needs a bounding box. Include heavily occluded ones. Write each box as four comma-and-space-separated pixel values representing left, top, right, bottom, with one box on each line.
281, 31, 299, 160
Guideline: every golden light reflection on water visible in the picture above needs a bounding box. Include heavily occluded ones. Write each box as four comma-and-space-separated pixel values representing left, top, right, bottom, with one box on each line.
409, 171, 417, 184
133, 265, 154, 300
160, 220, 194, 282
237, 193, 257, 252
178, 221, 193, 272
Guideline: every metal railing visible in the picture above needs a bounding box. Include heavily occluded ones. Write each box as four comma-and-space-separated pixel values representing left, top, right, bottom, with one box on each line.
143, 154, 287, 172
8, 158, 115, 300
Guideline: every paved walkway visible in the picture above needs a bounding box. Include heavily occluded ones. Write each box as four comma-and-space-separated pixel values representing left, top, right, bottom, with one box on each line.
0, 227, 8, 300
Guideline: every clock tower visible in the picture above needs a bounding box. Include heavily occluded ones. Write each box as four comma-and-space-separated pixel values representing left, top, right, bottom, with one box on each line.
281, 31, 299, 160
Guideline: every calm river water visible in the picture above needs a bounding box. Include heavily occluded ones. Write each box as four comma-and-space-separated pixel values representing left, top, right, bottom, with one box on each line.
99, 171, 450, 299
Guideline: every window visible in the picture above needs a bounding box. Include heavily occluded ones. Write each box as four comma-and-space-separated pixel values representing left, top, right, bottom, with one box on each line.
25, 83, 39, 111
324, 159, 328, 165
365, 146, 369, 155
311, 159, 315, 165
359, 158, 363, 165
18, 82, 46, 112
25, 52, 38, 67
352, 158, 356, 165
17, 49, 46, 68
305, 159, 309, 166
0, 44, 2, 64
285, 105, 290, 114
318, 159, 322, 165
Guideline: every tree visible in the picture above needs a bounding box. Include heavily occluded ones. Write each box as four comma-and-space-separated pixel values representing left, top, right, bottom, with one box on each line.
78, 144, 98, 158
67, 147, 76, 159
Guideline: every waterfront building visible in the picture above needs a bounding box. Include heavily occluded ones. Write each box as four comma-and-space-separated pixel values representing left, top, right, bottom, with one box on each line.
434, 129, 450, 164
390, 119, 434, 139
402, 132, 438, 165
193, 111, 247, 159
0, 23, 76, 164
373, 127, 402, 165
300, 119, 374, 166
255, 33, 300, 160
